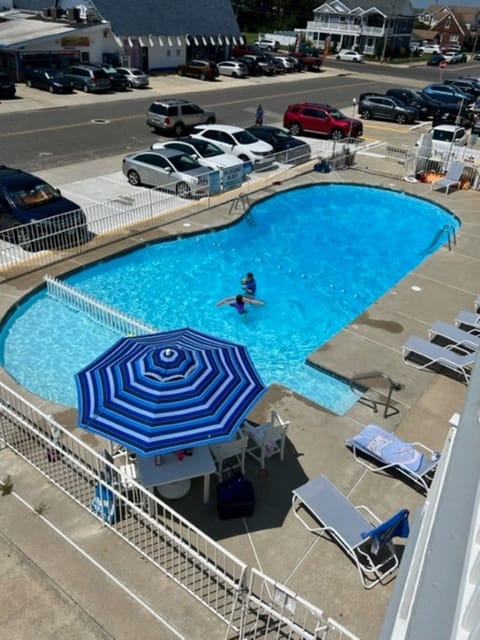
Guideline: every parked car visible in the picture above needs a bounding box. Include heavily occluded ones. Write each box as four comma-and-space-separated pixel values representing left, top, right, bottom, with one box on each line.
217, 60, 248, 78
151, 137, 247, 190
192, 124, 274, 170
62, 64, 111, 93
385, 88, 431, 119
427, 124, 469, 150
146, 98, 216, 136
251, 39, 279, 51
418, 44, 441, 55
273, 56, 294, 72
176, 60, 219, 81
445, 51, 467, 64
285, 56, 302, 71
246, 125, 311, 164
235, 56, 263, 76
427, 53, 447, 66
293, 53, 322, 72
0, 165, 87, 248
283, 102, 363, 139
0, 71, 16, 98
116, 67, 149, 88
431, 107, 474, 129
422, 83, 475, 105
122, 148, 220, 198
25, 68, 74, 93
444, 78, 480, 98
99, 64, 129, 90
336, 49, 364, 63
358, 93, 418, 124
240, 54, 275, 75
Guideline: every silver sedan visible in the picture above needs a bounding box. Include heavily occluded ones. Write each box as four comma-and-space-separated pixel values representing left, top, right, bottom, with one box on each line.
217, 60, 248, 78
122, 148, 221, 198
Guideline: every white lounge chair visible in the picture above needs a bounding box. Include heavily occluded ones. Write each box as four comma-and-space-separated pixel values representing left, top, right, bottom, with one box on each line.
346, 424, 440, 493
431, 161, 464, 194
428, 320, 480, 352
401, 335, 475, 384
455, 310, 480, 334
292, 474, 410, 589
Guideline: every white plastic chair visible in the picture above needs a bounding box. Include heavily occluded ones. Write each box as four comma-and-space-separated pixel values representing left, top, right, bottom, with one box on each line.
209, 434, 248, 480
243, 410, 289, 471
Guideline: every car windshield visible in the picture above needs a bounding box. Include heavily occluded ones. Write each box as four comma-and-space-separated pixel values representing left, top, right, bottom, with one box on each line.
271, 129, 290, 140
190, 140, 223, 158
232, 130, 258, 144
8, 181, 60, 209
131, 69, 143, 76
169, 154, 201, 172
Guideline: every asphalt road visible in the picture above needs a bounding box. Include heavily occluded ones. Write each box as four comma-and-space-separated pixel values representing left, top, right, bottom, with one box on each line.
1, 58, 480, 173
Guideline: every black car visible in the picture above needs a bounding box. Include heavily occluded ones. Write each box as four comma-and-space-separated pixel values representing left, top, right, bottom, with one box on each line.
0, 71, 15, 98
385, 88, 430, 120
432, 107, 474, 129
25, 68, 74, 93
235, 56, 263, 76
246, 125, 311, 164
99, 64, 129, 91
0, 166, 88, 250
444, 78, 480, 98
427, 53, 447, 66
358, 93, 418, 124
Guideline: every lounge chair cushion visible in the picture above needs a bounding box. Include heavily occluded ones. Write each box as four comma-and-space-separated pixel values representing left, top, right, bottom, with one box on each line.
347, 424, 423, 472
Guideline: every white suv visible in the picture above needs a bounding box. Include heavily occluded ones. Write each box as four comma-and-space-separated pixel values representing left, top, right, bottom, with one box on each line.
192, 124, 274, 170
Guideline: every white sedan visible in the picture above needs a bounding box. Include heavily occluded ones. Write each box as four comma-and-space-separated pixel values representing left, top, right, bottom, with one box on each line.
217, 61, 248, 78
336, 49, 364, 63
192, 124, 274, 171
151, 137, 248, 190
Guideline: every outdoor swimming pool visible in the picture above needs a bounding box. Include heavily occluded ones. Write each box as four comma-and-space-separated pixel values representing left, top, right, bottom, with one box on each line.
0, 184, 459, 413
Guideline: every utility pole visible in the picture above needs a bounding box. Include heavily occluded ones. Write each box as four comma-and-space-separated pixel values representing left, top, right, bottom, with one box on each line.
380, 0, 397, 62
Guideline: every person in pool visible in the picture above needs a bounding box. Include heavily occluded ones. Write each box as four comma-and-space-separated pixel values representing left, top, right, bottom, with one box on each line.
241, 272, 256, 296
216, 294, 264, 315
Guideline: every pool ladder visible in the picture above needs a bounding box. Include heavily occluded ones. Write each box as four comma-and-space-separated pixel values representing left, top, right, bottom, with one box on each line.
442, 224, 457, 251
228, 193, 255, 225
349, 371, 402, 418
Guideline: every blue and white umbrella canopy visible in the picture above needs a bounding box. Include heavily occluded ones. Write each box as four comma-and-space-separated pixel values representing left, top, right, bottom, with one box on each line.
75, 328, 267, 456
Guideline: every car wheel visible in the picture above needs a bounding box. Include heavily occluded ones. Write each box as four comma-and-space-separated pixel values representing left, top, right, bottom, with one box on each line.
206, 116, 216, 125
336, 55, 341, 60
360, 109, 372, 119
48, 85, 55, 93
395, 113, 407, 124
174, 123, 184, 137
289, 123, 302, 136
26, 79, 33, 88
331, 128, 344, 141
83, 84, 89, 93
127, 170, 141, 186
200, 72, 207, 81
176, 181, 191, 198
232, 72, 238, 78
177, 69, 184, 76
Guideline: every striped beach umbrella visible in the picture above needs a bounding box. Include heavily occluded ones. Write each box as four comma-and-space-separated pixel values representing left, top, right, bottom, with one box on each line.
75, 328, 267, 456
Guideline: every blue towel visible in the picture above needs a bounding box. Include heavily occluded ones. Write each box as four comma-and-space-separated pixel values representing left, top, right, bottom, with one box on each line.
362, 509, 410, 555
348, 424, 423, 473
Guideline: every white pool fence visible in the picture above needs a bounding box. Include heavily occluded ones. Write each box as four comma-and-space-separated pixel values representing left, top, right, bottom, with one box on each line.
0, 382, 358, 640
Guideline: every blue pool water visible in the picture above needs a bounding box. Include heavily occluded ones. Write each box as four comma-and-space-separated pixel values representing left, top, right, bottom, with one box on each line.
0, 184, 459, 412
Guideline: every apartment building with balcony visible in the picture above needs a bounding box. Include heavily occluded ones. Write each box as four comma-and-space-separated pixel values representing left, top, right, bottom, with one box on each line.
297, 0, 415, 56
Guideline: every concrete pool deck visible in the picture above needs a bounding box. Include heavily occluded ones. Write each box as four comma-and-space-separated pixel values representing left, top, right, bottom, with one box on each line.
0, 165, 476, 639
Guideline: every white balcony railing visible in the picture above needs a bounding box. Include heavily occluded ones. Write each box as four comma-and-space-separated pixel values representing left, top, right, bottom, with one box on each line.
306, 19, 385, 36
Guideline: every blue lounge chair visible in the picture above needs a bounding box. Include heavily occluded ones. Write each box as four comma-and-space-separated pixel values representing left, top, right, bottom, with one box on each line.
346, 424, 440, 493
428, 320, 480, 352
401, 335, 475, 384
292, 474, 409, 589
431, 161, 464, 194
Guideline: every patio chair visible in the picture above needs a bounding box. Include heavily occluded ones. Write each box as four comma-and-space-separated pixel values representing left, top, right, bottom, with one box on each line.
242, 410, 289, 472
292, 474, 410, 589
103, 449, 141, 504
428, 320, 480, 352
346, 423, 440, 493
209, 433, 248, 481
401, 335, 475, 384
431, 161, 464, 194
455, 310, 480, 334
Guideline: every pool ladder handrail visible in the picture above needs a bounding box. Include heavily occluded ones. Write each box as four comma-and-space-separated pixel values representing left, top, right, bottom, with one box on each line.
228, 193, 255, 225
349, 370, 402, 418
442, 224, 457, 251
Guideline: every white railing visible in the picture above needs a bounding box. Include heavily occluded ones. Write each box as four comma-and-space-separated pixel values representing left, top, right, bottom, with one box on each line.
0, 381, 358, 639
45, 275, 157, 336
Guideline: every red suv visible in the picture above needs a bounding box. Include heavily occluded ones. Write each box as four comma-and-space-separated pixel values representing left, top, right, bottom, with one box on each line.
283, 102, 363, 140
